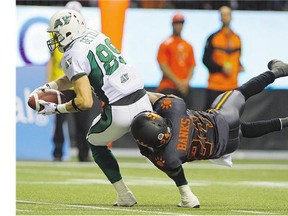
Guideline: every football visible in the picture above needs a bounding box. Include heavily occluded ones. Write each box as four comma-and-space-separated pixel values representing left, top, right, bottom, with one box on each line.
28, 89, 66, 111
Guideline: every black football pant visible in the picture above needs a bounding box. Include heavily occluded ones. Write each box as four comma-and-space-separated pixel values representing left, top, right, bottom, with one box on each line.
204, 89, 225, 110
210, 71, 280, 155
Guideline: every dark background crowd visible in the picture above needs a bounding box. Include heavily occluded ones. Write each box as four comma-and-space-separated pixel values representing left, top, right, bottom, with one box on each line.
16, 0, 288, 11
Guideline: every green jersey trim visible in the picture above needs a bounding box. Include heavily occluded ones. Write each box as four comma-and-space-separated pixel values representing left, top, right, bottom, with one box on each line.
87, 50, 109, 104
88, 105, 112, 134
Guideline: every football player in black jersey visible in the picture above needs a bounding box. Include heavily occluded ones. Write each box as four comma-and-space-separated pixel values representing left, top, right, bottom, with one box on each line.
130, 60, 288, 208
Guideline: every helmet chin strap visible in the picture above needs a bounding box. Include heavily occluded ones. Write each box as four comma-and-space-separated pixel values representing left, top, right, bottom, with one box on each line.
59, 40, 75, 53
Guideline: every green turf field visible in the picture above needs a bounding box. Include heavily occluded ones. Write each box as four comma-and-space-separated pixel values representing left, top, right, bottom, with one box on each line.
16, 157, 288, 215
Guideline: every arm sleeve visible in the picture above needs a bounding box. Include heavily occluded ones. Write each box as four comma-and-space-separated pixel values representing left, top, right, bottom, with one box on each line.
154, 97, 187, 116
141, 149, 188, 187
202, 35, 223, 73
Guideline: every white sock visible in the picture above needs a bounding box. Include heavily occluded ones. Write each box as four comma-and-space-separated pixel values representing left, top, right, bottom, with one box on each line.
113, 179, 129, 195
178, 184, 193, 196
177, 184, 200, 208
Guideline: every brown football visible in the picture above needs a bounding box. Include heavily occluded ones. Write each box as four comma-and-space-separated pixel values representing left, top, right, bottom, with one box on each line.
28, 89, 66, 111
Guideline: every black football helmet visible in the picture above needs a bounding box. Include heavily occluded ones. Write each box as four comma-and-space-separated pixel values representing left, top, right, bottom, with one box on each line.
131, 111, 172, 149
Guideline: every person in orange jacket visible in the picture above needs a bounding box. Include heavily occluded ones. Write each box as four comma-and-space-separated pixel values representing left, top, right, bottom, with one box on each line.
203, 5, 244, 110
157, 12, 196, 109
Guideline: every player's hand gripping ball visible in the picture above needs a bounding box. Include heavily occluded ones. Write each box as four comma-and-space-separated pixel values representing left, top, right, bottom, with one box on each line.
28, 89, 66, 111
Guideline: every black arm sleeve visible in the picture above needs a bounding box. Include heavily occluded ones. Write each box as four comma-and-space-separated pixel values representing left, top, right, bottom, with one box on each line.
202, 34, 223, 73
139, 144, 188, 186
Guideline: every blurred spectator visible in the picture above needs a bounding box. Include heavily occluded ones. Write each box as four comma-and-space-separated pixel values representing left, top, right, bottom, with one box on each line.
156, 13, 196, 109
47, 1, 92, 161
65, 0, 83, 9
16, 0, 65, 6
170, 0, 232, 10
273, 0, 287, 10
202, 5, 244, 110
138, 0, 166, 8
182, 0, 287, 10
170, 0, 201, 9
16, 0, 91, 6
235, 0, 286, 10
16, 0, 288, 11
230, 0, 239, 10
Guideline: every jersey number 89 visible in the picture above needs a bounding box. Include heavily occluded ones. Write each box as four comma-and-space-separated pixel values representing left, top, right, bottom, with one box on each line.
96, 38, 126, 75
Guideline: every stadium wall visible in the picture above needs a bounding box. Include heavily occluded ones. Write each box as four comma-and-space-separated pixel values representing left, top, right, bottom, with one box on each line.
17, 6, 288, 89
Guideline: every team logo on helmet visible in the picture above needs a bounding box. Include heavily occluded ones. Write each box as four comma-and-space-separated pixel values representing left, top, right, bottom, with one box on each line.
158, 127, 171, 145
54, 15, 72, 29
147, 113, 159, 120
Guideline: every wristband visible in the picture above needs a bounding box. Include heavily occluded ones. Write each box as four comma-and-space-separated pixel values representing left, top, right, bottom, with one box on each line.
56, 104, 68, 114
47, 81, 58, 90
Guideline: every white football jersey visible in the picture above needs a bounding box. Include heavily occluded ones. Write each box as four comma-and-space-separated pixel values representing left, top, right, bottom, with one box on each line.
61, 29, 144, 104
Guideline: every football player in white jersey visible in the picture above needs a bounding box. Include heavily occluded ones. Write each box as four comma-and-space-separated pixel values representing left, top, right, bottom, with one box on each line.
30, 9, 152, 207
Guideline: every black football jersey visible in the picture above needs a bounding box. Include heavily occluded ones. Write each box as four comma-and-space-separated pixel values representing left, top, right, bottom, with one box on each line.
138, 96, 229, 172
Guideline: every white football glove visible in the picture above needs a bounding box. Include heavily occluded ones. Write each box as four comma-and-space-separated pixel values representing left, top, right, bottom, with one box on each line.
29, 84, 50, 98
29, 81, 58, 98
38, 100, 60, 115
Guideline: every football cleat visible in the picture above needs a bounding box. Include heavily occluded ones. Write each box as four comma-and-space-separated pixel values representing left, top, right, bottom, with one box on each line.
177, 194, 200, 208
267, 59, 288, 78
113, 191, 137, 207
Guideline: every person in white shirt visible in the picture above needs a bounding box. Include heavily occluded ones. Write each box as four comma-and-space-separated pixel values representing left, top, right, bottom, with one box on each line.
30, 9, 152, 207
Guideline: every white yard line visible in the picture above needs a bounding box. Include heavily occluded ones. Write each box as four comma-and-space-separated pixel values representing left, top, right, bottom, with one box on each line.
17, 178, 288, 189
232, 210, 281, 215
16, 200, 284, 216
16, 160, 288, 170
16, 209, 32, 212
16, 200, 195, 216
16, 163, 288, 188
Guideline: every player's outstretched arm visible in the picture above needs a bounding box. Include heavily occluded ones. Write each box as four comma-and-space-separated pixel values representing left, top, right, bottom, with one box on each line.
147, 91, 181, 105
55, 75, 73, 91
29, 75, 72, 98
